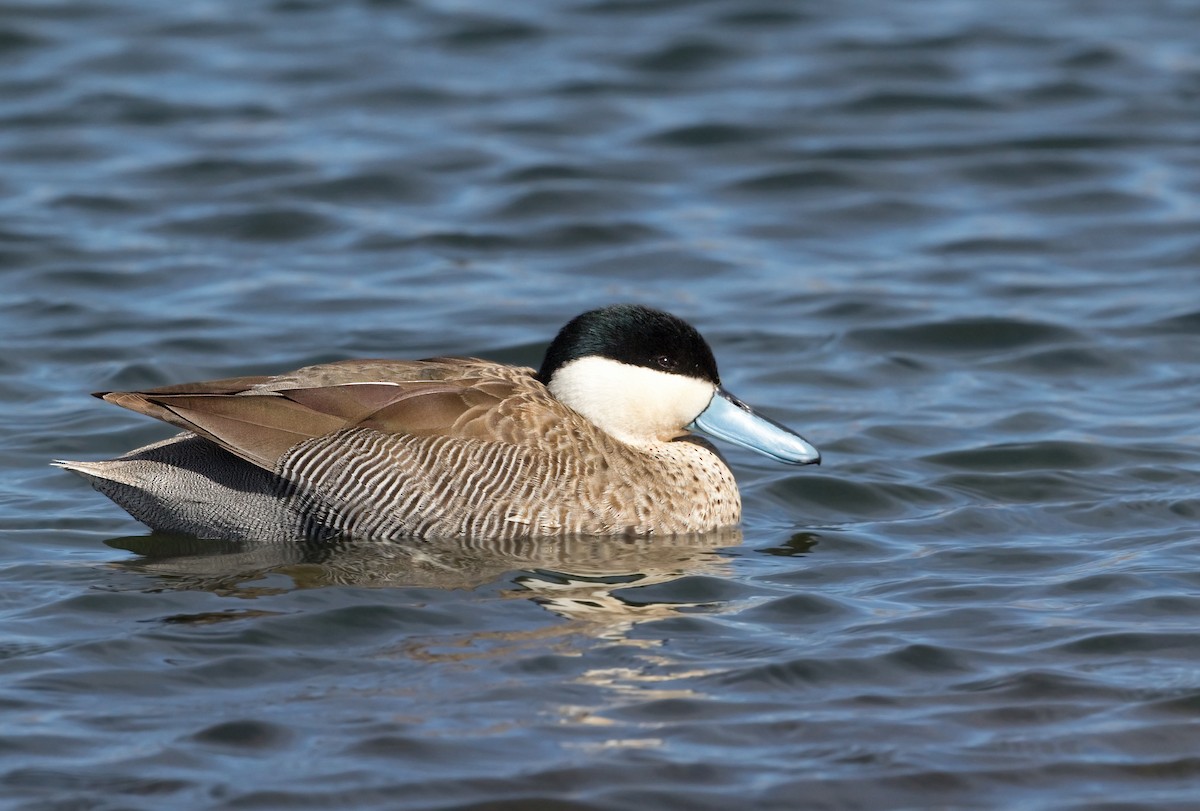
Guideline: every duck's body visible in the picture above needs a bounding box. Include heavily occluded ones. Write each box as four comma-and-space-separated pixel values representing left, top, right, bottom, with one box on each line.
59, 306, 819, 541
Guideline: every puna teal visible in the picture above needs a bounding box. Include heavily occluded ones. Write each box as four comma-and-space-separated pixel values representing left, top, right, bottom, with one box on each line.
57, 305, 820, 541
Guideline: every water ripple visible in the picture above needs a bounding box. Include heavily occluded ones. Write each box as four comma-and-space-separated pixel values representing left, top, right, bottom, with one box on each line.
3, 0, 1200, 808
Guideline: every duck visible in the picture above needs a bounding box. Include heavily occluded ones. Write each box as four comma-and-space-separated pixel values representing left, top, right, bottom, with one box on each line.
57, 304, 820, 541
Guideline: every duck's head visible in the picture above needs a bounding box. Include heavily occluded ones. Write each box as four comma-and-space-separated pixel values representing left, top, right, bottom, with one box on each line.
538, 304, 821, 465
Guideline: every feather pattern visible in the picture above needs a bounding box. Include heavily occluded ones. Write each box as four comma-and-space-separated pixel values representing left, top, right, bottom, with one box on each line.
69, 357, 740, 540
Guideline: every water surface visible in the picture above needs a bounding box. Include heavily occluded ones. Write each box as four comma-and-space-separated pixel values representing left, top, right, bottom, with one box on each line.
2, 1, 1199, 808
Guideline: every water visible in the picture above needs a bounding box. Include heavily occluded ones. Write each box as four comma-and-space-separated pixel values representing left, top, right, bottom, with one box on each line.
3, 0, 1199, 808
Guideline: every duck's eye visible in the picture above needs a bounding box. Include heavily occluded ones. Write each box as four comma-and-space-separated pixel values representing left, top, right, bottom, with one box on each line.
654, 355, 677, 371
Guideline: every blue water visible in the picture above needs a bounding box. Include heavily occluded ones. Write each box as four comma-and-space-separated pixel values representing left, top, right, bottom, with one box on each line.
3, 1, 1199, 808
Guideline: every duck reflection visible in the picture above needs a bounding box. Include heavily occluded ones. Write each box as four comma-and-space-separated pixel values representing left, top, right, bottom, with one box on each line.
106, 528, 742, 627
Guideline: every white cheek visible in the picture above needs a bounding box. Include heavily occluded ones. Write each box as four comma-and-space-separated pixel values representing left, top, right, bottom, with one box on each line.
549, 357, 716, 444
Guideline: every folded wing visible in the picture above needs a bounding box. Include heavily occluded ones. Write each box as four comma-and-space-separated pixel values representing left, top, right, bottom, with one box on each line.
96, 358, 546, 471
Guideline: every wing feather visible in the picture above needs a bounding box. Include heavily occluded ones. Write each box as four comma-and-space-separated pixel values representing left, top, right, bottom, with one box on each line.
96, 361, 556, 471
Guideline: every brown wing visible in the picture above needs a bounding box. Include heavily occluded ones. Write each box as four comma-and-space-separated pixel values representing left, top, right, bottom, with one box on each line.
246, 357, 535, 391
98, 389, 346, 468
95, 359, 548, 471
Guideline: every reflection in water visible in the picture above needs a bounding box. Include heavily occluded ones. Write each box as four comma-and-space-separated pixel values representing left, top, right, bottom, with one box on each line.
107, 529, 746, 750
755, 531, 822, 558
107, 528, 742, 622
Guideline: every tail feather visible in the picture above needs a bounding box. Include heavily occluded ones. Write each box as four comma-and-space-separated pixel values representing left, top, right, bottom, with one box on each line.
53, 436, 297, 540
